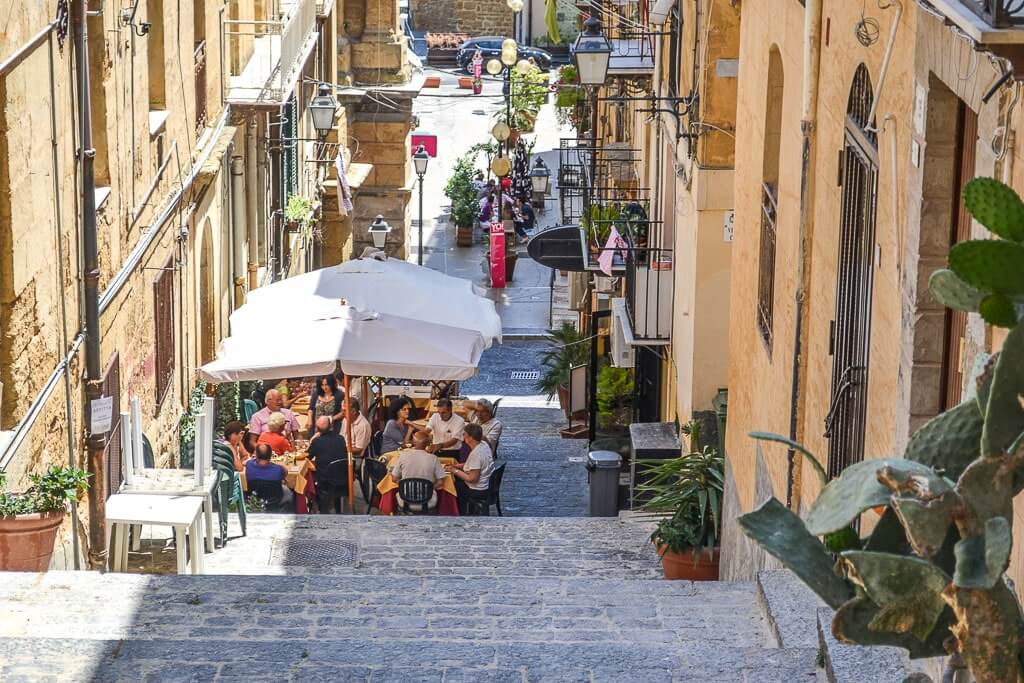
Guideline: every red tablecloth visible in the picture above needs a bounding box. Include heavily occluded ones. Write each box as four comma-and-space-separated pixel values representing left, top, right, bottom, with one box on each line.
295, 471, 317, 513
378, 489, 459, 516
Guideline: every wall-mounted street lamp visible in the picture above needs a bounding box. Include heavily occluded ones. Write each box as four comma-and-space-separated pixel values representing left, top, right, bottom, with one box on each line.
308, 83, 339, 139
368, 215, 393, 250
530, 158, 551, 195
572, 16, 612, 86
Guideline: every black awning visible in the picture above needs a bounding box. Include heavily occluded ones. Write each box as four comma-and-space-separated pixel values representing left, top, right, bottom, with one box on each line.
526, 225, 586, 272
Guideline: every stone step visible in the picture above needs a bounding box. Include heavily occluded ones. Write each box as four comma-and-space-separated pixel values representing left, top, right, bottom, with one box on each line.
0, 571, 820, 682
194, 515, 662, 578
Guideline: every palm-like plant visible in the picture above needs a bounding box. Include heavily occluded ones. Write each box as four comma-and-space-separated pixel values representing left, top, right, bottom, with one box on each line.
534, 322, 589, 399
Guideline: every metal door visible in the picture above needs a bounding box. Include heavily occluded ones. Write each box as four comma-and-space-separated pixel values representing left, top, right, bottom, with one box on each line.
824, 65, 879, 479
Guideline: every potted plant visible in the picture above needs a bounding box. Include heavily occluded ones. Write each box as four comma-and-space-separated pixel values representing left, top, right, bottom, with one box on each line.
444, 155, 480, 247
535, 322, 590, 416
472, 76, 482, 95
639, 423, 724, 580
596, 363, 633, 432
0, 465, 90, 571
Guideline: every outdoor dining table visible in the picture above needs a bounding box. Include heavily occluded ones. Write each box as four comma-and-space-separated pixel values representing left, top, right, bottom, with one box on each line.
239, 453, 317, 513
376, 450, 460, 516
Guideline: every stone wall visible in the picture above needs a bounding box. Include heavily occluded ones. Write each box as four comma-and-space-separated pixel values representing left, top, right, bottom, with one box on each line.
409, 0, 512, 38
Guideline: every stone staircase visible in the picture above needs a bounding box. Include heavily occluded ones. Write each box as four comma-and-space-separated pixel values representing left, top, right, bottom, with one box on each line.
0, 516, 822, 682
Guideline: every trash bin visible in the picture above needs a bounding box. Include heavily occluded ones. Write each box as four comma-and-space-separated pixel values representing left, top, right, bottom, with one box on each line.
587, 450, 622, 517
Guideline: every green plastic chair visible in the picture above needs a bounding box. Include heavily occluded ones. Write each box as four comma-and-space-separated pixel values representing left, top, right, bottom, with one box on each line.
243, 399, 259, 423
211, 443, 247, 544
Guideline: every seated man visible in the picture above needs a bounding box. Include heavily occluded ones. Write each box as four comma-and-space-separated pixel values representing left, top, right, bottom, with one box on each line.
257, 412, 294, 455
390, 432, 446, 512
249, 389, 301, 436
340, 398, 372, 458
447, 423, 495, 515
421, 398, 465, 457
469, 399, 503, 452
308, 416, 348, 514
245, 444, 293, 508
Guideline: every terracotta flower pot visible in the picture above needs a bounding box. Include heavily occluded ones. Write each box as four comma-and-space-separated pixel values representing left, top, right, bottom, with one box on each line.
456, 223, 474, 247
458, 76, 474, 89
658, 545, 720, 581
0, 511, 64, 572
424, 76, 442, 88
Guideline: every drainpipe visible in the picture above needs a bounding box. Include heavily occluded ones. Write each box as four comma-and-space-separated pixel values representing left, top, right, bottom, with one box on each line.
75, 0, 106, 569
787, 0, 822, 512
231, 154, 247, 310
246, 117, 259, 290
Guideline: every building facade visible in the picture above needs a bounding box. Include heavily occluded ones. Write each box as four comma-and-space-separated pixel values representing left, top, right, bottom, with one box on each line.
0, 0, 415, 567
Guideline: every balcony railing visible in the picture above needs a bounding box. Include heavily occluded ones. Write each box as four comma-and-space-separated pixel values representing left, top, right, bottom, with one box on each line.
223, 0, 318, 104
558, 137, 646, 225
961, 0, 1024, 27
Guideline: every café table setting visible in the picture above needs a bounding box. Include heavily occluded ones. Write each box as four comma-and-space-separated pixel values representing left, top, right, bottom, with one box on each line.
375, 450, 460, 516
239, 448, 318, 513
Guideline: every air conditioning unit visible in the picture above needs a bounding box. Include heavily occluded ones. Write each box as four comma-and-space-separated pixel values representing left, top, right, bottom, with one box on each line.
594, 275, 617, 293
610, 299, 635, 368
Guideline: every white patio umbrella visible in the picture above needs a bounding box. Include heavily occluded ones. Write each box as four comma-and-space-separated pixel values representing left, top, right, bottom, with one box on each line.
231, 257, 502, 347
198, 305, 486, 383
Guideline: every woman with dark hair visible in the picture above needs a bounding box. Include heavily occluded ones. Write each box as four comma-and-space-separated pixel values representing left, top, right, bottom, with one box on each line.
241, 430, 259, 465
309, 374, 344, 434
381, 397, 415, 454
222, 420, 248, 472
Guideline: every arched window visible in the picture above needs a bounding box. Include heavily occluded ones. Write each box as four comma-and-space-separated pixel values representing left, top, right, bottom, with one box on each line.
756, 47, 784, 351
824, 64, 879, 478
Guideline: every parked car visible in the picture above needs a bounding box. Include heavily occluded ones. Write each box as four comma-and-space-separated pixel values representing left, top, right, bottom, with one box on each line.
456, 37, 552, 73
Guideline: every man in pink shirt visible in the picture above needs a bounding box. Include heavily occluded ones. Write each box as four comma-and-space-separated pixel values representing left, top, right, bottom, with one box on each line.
249, 389, 301, 437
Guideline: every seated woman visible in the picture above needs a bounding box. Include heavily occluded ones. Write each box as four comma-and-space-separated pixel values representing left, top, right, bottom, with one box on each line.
240, 430, 259, 463
221, 420, 248, 472
380, 397, 415, 454
257, 412, 294, 455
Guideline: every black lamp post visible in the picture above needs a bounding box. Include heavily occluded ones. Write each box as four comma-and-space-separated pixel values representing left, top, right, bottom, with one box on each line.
572, 16, 611, 216
412, 145, 430, 265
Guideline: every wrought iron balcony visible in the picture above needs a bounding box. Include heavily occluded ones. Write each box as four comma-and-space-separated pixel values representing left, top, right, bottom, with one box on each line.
223, 0, 319, 105
961, 0, 1024, 27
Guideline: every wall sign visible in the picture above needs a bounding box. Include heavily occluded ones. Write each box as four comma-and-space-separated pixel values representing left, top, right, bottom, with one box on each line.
723, 210, 735, 242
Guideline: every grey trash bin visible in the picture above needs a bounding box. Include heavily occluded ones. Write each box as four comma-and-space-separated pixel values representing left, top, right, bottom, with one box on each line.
587, 450, 622, 517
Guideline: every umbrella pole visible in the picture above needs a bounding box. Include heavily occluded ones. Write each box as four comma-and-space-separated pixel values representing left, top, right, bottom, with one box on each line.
344, 374, 355, 513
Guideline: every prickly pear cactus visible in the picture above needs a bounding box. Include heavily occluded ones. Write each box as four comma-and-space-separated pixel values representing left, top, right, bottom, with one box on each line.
738, 178, 1024, 683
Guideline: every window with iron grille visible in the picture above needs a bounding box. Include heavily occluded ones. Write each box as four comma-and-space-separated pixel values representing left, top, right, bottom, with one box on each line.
101, 354, 121, 499
154, 258, 175, 411
756, 48, 784, 352
667, 8, 681, 99
194, 40, 208, 137
824, 64, 879, 480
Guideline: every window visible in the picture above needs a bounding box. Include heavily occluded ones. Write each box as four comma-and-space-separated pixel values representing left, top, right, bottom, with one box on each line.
147, 0, 166, 108
757, 47, 784, 351
101, 354, 122, 498
154, 257, 175, 410
667, 8, 681, 99
194, 0, 208, 135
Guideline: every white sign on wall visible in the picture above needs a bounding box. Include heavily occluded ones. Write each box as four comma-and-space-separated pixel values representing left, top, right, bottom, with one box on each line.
90, 396, 113, 434
723, 210, 735, 242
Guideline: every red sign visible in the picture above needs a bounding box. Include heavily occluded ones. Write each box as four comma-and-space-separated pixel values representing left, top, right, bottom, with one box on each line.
411, 132, 438, 157
489, 221, 506, 288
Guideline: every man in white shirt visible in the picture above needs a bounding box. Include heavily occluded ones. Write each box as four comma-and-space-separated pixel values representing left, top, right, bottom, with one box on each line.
421, 398, 465, 456
340, 397, 372, 457
249, 389, 301, 437
447, 423, 495, 515
391, 432, 447, 511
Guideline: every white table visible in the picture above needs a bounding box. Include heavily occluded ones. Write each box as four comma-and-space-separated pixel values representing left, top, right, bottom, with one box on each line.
119, 469, 218, 553
106, 493, 205, 575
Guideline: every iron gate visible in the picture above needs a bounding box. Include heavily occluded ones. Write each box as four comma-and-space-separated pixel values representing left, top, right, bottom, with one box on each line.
824, 64, 879, 480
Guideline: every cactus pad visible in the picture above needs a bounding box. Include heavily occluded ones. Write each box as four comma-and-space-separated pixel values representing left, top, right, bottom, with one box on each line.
805, 459, 943, 536
737, 498, 853, 609
904, 399, 983, 481
892, 494, 956, 558
832, 596, 952, 658
979, 293, 1019, 328
953, 517, 1012, 590
962, 177, 1024, 242
949, 240, 1024, 295
928, 268, 986, 312
981, 322, 1024, 457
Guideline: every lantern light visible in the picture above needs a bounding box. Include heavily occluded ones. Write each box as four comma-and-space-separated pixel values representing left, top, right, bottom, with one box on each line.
571, 16, 612, 86
486, 58, 503, 76
308, 83, 339, 137
412, 144, 429, 177
367, 215, 392, 249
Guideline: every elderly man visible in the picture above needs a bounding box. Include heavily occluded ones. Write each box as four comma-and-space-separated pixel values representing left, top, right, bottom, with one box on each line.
421, 398, 465, 457
249, 389, 300, 436
340, 398, 372, 457
308, 416, 348, 513
447, 423, 495, 515
390, 432, 446, 512
245, 443, 293, 508
470, 398, 503, 451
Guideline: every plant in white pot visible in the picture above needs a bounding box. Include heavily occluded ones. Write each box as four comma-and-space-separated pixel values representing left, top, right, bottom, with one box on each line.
0, 465, 90, 571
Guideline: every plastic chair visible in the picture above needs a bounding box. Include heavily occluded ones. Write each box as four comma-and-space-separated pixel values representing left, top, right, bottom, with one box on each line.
247, 479, 287, 512
243, 399, 259, 423
468, 463, 506, 517
316, 459, 349, 514
141, 434, 156, 468
370, 430, 384, 458
397, 478, 435, 515
211, 444, 247, 543
362, 458, 390, 514
491, 397, 503, 417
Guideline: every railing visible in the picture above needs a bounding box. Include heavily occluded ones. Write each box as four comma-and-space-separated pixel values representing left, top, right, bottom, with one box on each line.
223, 0, 317, 104
960, 0, 1024, 27
756, 182, 778, 350
194, 41, 208, 137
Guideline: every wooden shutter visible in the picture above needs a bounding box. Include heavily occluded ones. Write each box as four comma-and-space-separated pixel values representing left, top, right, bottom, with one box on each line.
154, 258, 175, 410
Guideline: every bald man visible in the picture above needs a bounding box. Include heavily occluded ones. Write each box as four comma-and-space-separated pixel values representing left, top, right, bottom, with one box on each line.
308, 415, 348, 513
249, 389, 300, 436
